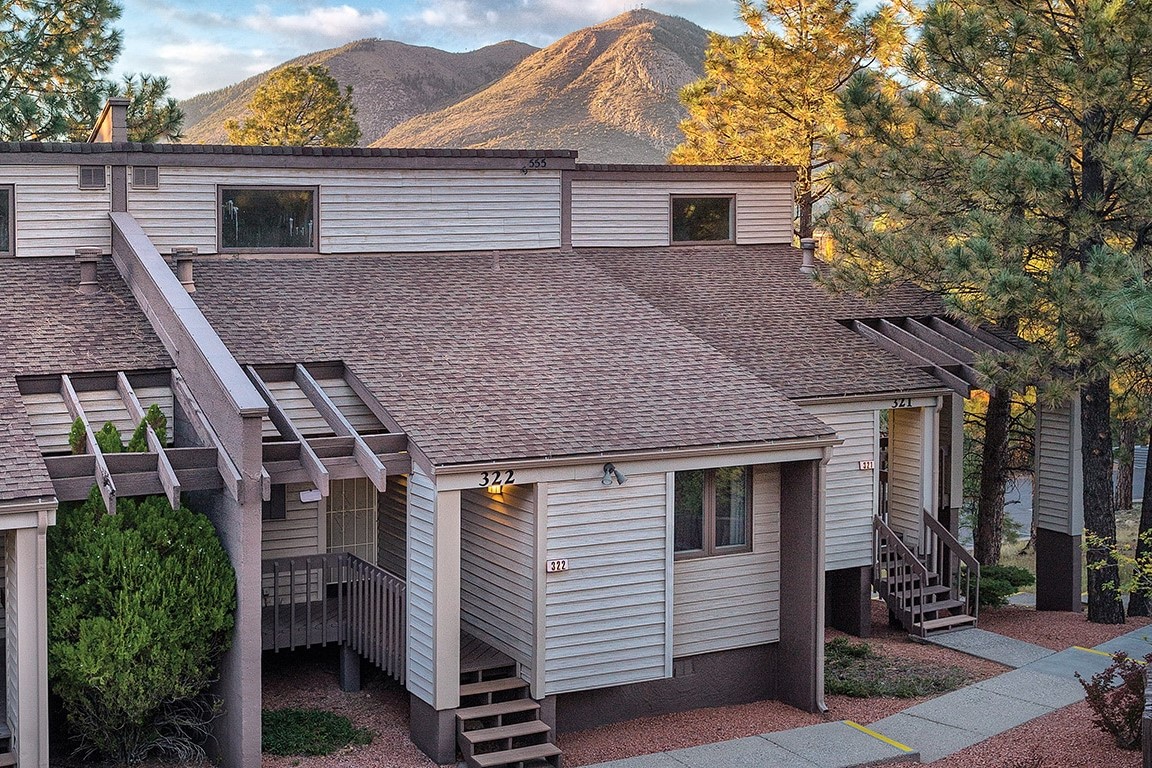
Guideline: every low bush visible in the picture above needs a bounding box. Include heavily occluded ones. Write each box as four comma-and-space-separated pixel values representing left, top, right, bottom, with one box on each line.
979, 564, 1036, 607
262, 708, 372, 756
824, 637, 969, 697
1076, 651, 1150, 749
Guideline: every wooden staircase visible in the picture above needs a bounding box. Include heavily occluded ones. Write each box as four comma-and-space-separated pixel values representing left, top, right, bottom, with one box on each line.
873, 512, 980, 638
456, 662, 561, 768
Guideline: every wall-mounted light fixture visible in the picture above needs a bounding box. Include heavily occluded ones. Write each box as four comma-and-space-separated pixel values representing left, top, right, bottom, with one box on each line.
601, 463, 627, 486
487, 484, 504, 495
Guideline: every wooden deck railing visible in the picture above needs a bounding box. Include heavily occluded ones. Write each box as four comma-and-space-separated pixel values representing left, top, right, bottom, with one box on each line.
923, 512, 981, 622
262, 553, 406, 684
872, 515, 929, 629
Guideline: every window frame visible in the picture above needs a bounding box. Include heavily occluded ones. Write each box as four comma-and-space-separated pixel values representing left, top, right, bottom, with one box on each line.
217, 185, 320, 253
0, 185, 12, 257
673, 465, 753, 560
79, 165, 107, 190
669, 194, 735, 245
131, 166, 159, 189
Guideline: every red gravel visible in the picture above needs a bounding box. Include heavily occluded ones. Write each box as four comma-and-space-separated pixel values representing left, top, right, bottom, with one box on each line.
258, 602, 1149, 768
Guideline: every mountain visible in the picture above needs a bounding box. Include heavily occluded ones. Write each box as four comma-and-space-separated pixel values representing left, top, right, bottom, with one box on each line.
374, 10, 710, 163
180, 38, 538, 145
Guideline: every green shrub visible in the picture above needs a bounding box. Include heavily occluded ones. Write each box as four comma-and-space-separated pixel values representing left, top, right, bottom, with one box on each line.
979, 564, 1037, 607
48, 488, 236, 764
825, 637, 969, 697
262, 708, 372, 756
126, 404, 167, 453
67, 418, 86, 455
1076, 651, 1149, 749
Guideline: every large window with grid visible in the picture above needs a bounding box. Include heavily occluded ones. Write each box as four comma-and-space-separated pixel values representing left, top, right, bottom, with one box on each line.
326, 477, 377, 564
674, 466, 751, 558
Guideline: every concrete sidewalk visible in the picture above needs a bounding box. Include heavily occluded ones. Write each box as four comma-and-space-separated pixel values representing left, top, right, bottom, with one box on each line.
580, 625, 1152, 768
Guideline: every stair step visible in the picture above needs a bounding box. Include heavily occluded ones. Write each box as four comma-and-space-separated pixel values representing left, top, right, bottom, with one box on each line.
911, 598, 966, 614
461, 676, 529, 698
470, 742, 562, 768
917, 614, 977, 632
457, 698, 540, 723
461, 719, 551, 746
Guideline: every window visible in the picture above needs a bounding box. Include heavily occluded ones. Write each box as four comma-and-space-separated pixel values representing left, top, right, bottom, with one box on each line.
674, 466, 751, 557
262, 484, 287, 521
326, 477, 377, 564
0, 186, 11, 256
671, 196, 733, 242
132, 166, 159, 189
79, 165, 106, 190
219, 187, 316, 250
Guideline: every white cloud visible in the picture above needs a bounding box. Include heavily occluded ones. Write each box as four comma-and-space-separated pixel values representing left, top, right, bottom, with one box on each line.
243, 4, 391, 39
139, 42, 279, 97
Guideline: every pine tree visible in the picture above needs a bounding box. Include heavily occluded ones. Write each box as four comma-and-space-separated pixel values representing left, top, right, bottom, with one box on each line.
225, 65, 361, 147
826, 0, 1152, 623
670, 0, 905, 238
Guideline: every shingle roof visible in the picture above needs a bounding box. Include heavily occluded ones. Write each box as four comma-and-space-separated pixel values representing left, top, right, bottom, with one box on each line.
585, 245, 949, 400
0, 258, 171, 502
190, 251, 837, 466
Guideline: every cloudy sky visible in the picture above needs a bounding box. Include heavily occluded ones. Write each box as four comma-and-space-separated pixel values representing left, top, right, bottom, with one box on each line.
117, 1, 748, 99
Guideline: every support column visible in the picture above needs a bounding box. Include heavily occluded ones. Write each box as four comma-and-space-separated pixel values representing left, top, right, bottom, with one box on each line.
1034, 399, 1084, 611
920, 402, 940, 539
938, 393, 965, 537
1035, 528, 1083, 611
779, 457, 826, 712
339, 645, 361, 692
825, 566, 871, 637
6, 510, 51, 768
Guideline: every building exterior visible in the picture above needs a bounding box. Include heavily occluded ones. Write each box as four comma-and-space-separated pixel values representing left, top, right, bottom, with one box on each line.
0, 102, 1082, 768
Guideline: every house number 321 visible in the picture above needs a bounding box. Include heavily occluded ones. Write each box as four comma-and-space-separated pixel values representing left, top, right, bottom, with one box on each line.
479, 469, 515, 487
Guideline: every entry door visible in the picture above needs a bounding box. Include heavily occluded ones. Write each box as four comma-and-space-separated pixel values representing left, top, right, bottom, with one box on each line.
326, 477, 378, 563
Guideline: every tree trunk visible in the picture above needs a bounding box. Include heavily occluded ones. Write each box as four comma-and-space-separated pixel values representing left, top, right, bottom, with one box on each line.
1128, 422, 1152, 616
1114, 419, 1137, 512
975, 387, 1011, 565
1082, 376, 1126, 623
797, 185, 814, 240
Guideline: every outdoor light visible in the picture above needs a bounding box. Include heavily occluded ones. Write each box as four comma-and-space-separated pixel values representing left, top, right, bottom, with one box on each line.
601, 463, 627, 486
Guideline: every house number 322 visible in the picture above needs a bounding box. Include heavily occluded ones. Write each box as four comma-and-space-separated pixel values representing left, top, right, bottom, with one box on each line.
479, 469, 515, 487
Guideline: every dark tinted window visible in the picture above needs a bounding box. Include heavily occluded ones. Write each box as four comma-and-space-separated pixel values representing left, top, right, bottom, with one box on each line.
672, 197, 732, 242
220, 188, 315, 250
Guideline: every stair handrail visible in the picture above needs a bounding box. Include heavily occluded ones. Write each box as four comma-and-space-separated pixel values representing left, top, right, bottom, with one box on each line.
873, 515, 929, 628
923, 512, 981, 621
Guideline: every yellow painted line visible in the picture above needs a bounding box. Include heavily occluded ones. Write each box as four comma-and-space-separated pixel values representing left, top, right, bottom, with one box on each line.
843, 721, 915, 753
1072, 645, 1146, 664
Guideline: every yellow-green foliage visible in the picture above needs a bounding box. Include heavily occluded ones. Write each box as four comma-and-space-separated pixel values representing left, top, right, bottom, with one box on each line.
225, 64, 360, 147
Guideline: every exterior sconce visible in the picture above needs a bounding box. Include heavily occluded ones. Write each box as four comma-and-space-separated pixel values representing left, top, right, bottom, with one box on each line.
601, 463, 627, 486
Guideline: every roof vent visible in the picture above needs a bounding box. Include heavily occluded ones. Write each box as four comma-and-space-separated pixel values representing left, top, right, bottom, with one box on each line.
173, 246, 197, 293
800, 238, 817, 277
75, 247, 102, 294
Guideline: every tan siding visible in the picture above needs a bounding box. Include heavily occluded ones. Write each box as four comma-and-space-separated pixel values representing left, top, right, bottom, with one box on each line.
460, 485, 535, 681
3, 166, 110, 257
261, 483, 320, 560
263, 379, 332, 437
571, 179, 794, 247
130, 167, 561, 254
888, 408, 923, 550
673, 464, 780, 657
1035, 402, 1083, 534
803, 404, 878, 570
544, 473, 667, 695
405, 469, 436, 704
22, 386, 174, 454
315, 377, 385, 433
377, 474, 407, 579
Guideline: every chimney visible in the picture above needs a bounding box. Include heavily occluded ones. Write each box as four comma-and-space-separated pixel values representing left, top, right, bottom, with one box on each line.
800, 237, 818, 277
75, 247, 102, 294
173, 246, 197, 293
86, 98, 130, 143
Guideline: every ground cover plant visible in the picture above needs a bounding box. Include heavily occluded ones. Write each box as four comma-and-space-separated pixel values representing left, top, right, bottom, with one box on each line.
979, 564, 1037, 608
262, 708, 373, 756
824, 637, 969, 697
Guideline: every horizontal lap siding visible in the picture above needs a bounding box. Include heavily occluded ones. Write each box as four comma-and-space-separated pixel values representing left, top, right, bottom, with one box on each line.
570, 180, 793, 247
378, 474, 407, 579
460, 485, 535, 680
263, 379, 332, 438
1035, 402, 1082, 533
544, 473, 667, 695
405, 469, 436, 704
804, 404, 878, 570
261, 483, 319, 560
673, 464, 780, 657
23, 386, 175, 454
130, 168, 561, 254
5, 166, 110, 257
315, 377, 385, 433
888, 408, 923, 550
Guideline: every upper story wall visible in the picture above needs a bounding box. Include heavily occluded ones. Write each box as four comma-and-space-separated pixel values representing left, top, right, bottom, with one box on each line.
2, 165, 111, 258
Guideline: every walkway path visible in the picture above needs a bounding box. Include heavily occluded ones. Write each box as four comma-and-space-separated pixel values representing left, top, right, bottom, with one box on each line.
581, 625, 1152, 768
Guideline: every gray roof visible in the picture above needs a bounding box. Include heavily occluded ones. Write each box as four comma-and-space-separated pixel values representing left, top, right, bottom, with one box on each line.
190, 250, 838, 466
0, 258, 171, 502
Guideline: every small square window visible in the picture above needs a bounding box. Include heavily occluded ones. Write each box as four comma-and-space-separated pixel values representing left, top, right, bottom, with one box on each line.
79, 165, 106, 190
0, 186, 12, 256
674, 466, 751, 557
671, 196, 733, 243
132, 166, 159, 189
219, 187, 317, 251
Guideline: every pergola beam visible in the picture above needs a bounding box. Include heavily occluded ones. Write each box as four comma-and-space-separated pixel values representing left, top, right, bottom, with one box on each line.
117, 372, 182, 510
294, 364, 387, 492
60, 374, 117, 514
247, 366, 330, 498
171, 370, 252, 500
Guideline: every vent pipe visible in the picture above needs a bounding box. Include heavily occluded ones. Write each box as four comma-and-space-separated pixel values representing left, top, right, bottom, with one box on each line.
800, 238, 817, 276
75, 247, 102, 294
173, 246, 197, 293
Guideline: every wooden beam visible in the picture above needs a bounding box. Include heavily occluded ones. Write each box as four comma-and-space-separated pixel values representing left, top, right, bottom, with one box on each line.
60, 374, 116, 514
172, 370, 244, 500
923, 316, 1009, 355
295, 365, 387, 492
902, 318, 979, 364
851, 320, 936, 368
117, 372, 182, 509
246, 366, 329, 498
